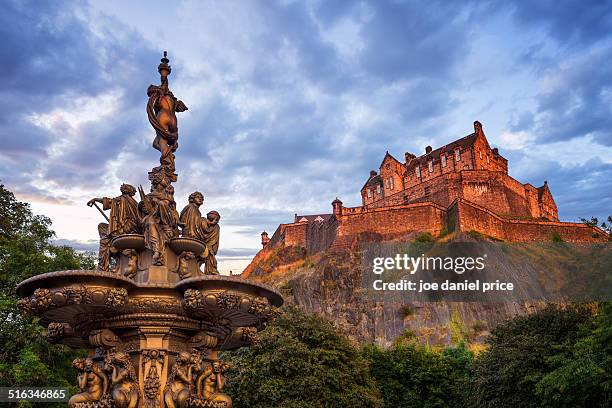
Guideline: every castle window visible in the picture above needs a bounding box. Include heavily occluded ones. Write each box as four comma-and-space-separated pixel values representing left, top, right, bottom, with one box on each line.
442, 155, 447, 167
416, 166, 421, 179
479, 151, 482, 160
424, 186, 430, 196
455, 148, 461, 161
367, 189, 372, 198
428, 160, 433, 172
486, 155, 490, 164
389, 177, 394, 190
376, 185, 381, 194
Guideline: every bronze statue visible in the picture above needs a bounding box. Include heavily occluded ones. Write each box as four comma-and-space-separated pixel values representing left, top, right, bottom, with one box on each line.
194, 361, 232, 407
177, 251, 197, 279
179, 192, 221, 274
68, 358, 109, 407
147, 52, 187, 168
123, 249, 138, 279
88, 184, 139, 272
139, 172, 180, 266
106, 351, 140, 408
163, 352, 195, 408
202, 211, 221, 275
179, 192, 205, 239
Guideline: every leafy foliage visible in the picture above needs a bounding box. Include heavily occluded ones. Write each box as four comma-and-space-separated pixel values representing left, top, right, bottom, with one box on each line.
364, 342, 472, 408
535, 302, 612, 407
468, 304, 596, 408
222, 306, 383, 408
0, 184, 92, 405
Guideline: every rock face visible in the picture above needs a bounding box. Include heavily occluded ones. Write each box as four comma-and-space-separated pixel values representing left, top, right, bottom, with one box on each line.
243, 231, 609, 347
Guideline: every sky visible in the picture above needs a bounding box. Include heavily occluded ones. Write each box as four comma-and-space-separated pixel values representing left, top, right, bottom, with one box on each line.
1, 0, 611, 273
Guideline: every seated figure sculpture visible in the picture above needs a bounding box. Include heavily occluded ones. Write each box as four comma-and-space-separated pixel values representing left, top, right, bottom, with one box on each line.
105, 351, 139, 408
192, 361, 232, 408
179, 192, 205, 238
179, 192, 221, 275
139, 171, 180, 266
87, 184, 139, 272
163, 351, 197, 408
68, 358, 109, 407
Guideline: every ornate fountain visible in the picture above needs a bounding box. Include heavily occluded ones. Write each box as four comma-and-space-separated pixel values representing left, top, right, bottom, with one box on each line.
16, 52, 283, 408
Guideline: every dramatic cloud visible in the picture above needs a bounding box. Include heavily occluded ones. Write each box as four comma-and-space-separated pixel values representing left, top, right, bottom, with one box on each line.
1, 0, 610, 272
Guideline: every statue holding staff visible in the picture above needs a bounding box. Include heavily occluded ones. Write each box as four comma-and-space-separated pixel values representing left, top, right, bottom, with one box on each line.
87, 184, 139, 272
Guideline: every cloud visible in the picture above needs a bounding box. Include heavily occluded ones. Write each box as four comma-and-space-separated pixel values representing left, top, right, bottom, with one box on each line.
505, 0, 612, 47
53, 238, 99, 253
510, 44, 612, 146
0, 0, 160, 195
2, 0, 610, 260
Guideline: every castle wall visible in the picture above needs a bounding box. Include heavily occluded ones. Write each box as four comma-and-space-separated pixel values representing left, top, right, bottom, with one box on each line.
305, 217, 338, 254
337, 202, 447, 237
284, 222, 308, 247
460, 171, 513, 216
456, 199, 606, 242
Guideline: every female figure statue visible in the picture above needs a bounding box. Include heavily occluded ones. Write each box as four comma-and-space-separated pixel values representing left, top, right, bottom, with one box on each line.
68, 358, 108, 407
163, 352, 196, 408
106, 352, 140, 408
195, 361, 232, 407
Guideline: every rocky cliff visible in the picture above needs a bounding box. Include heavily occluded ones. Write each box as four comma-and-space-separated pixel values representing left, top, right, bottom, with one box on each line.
242, 231, 609, 350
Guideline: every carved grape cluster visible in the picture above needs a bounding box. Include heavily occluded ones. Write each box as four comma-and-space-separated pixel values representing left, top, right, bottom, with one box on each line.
183, 289, 202, 309
105, 288, 128, 307
215, 292, 242, 309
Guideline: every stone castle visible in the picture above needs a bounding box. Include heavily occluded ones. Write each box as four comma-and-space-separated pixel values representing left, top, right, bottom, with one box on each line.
246, 121, 607, 274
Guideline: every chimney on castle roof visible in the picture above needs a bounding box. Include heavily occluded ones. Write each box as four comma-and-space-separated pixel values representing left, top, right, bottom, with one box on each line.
261, 231, 270, 248
405, 152, 416, 163
370, 170, 377, 177
492, 147, 499, 155
425, 146, 432, 154
474, 120, 484, 137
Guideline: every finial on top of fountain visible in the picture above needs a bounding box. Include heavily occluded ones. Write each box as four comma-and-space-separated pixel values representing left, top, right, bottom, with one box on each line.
158, 50, 171, 88
147, 51, 188, 169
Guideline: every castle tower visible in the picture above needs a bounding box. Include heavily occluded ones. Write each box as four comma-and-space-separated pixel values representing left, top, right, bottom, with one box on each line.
261, 231, 270, 248
332, 197, 343, 217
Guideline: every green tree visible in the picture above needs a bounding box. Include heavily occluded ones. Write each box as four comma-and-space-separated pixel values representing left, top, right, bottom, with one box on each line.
222, 306, 382, 408
0, 184, 93, 406
363, 342, 472, 408
469, 304, 594, 408
535, 302, 612, 407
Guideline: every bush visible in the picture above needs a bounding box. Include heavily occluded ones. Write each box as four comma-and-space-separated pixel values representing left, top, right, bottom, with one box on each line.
223, 307, 382, 408
414, 232, 434, 243
551, 232, 564, 242
468, 304, 594, 408
364, 342, 472, 408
